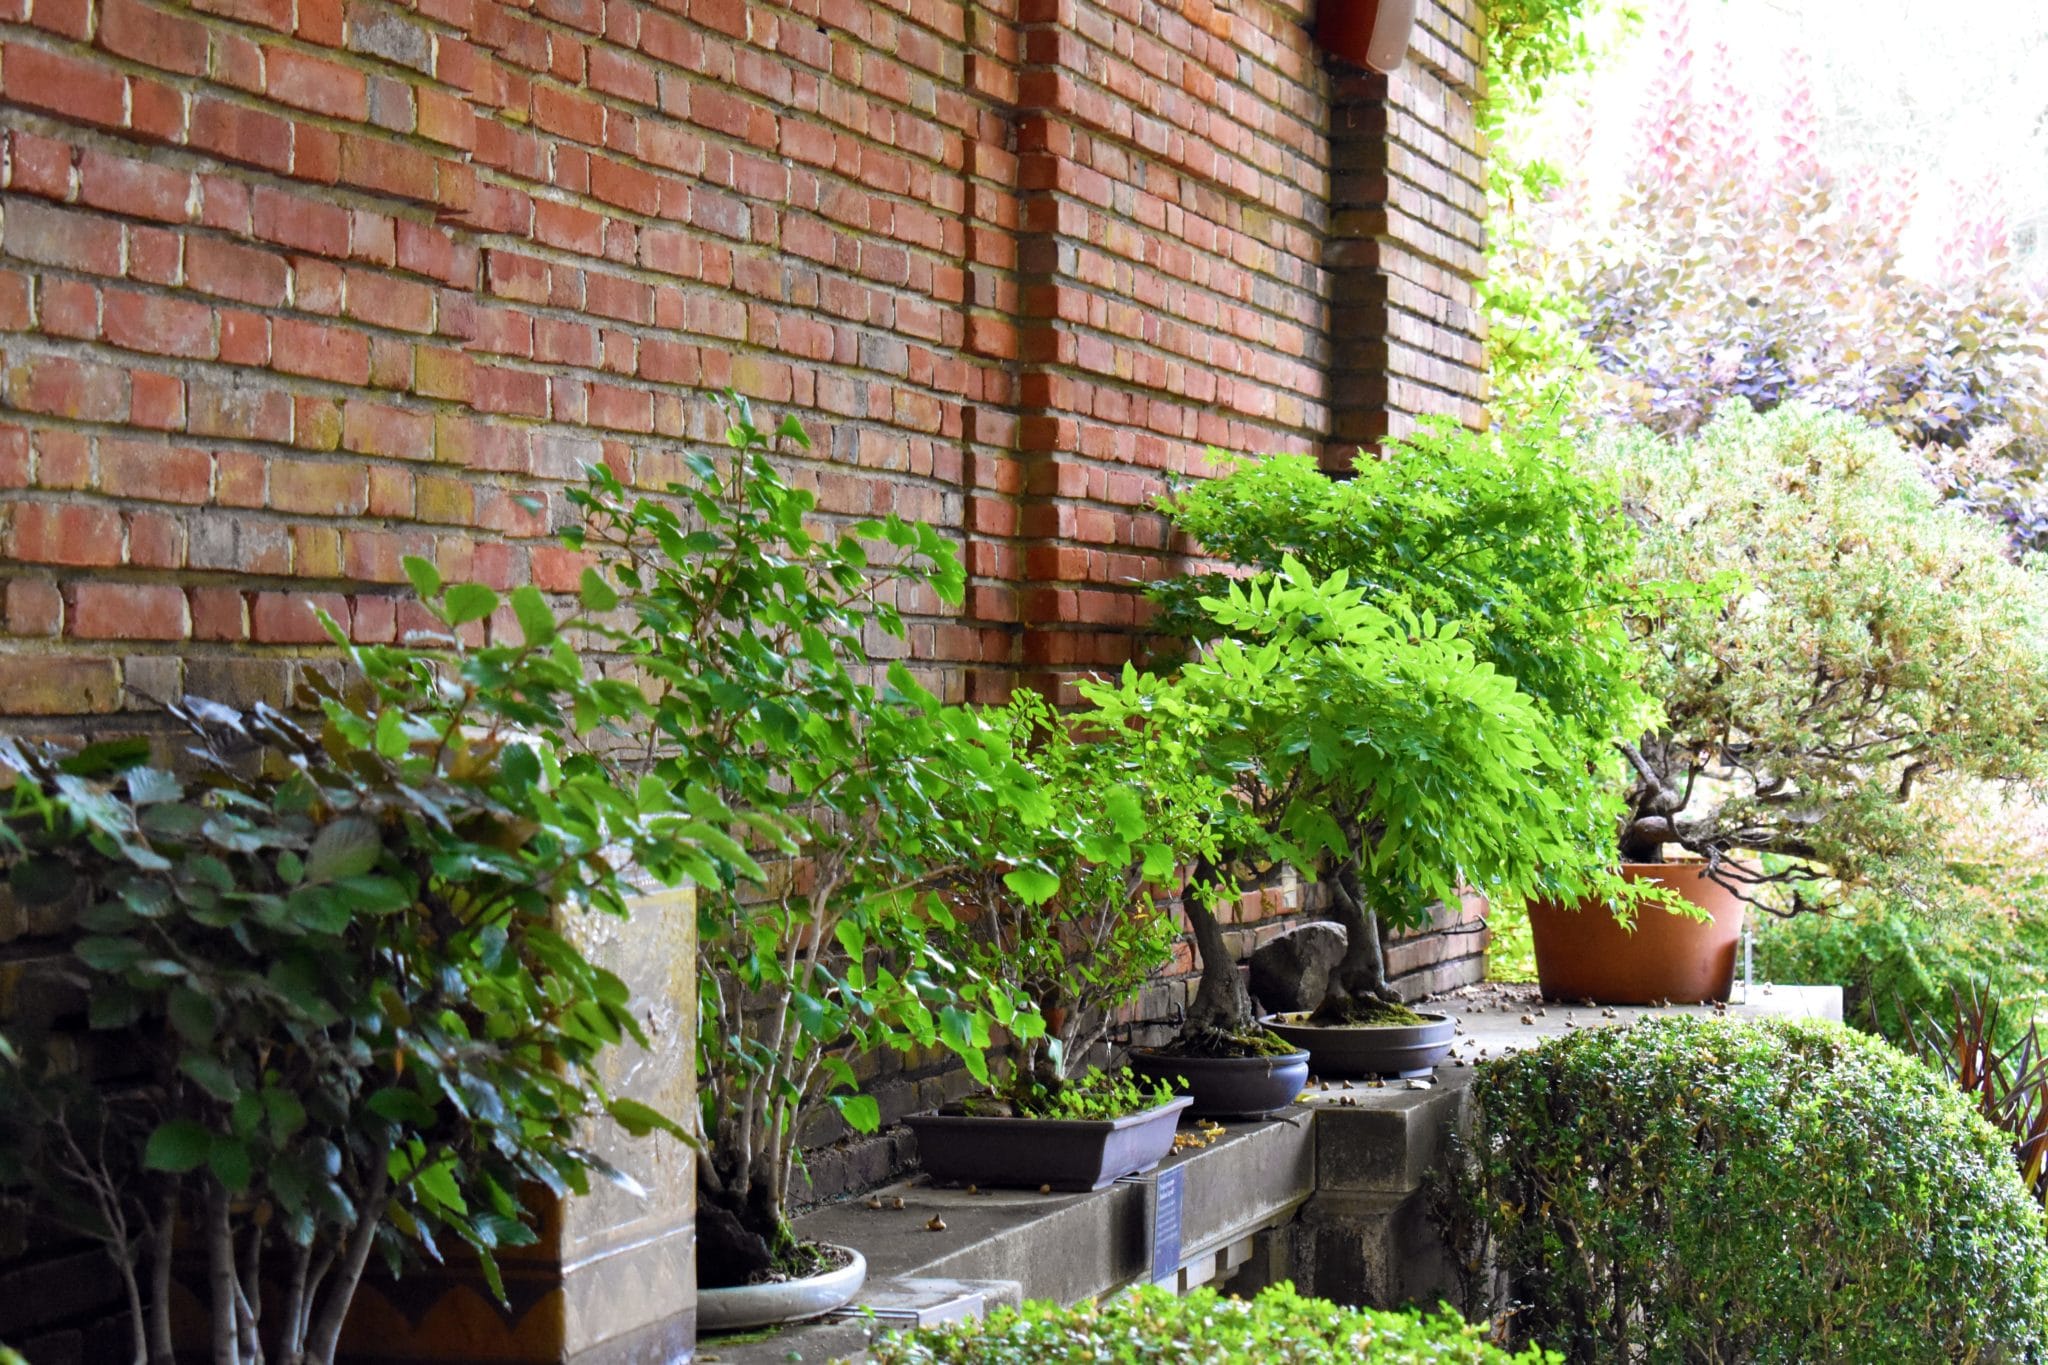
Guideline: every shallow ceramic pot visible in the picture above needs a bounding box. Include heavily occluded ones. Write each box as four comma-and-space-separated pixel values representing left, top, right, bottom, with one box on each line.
697, 1244, 866, 1334
904, 1096, 1192, 1192
1265, 1012, 1455, 1078
1528, 862, 1744, 1005
1126, 1047, 1310, 1119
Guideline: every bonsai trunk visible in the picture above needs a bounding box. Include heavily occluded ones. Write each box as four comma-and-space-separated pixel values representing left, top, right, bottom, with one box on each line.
1319, 857, 1401, 1014
1179, 861, 1262, 1047
696, 1160, 790, 1289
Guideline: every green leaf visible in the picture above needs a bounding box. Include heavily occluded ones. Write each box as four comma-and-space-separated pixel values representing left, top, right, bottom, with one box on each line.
74, 935, 147, 972
1104, 786, 1148, 842
402, 555, 442, 600
168, 987, 218, 1046
208, 1136, 253, 1193
1001, 867, 1062, 907
444, 583, 500, 626
143, 1120, 214, 1174
374, 709, 410, 760
579, 567, 619, 612
414, 1159, 468, 1215
835, 1094, 881, 1133
510, 586, 557, 645
606, 1098, 692, 1142
180, 1052, 240, 1103
305, 817, 380, 884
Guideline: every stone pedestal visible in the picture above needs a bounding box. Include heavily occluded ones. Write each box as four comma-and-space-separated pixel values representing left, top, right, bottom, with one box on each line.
340, 886, 698, 1364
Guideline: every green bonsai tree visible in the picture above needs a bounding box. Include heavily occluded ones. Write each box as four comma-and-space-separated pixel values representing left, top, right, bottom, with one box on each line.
1149, 418, 1654, 1021
1598, 403, 2048, 908
561, 401, 1048, 1285
944, 689, 1227, 1098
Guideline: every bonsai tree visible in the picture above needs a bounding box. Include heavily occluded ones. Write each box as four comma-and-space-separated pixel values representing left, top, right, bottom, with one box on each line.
562, 401, 1047, 1285
1597, 403, 2048, 908
944, 688, 1233, 1095
0, 563, 694, 1365
1145, 419, 1655, 1022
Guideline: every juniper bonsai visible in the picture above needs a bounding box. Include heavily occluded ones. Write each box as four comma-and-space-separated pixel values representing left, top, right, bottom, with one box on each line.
1596, 404, 2048, 908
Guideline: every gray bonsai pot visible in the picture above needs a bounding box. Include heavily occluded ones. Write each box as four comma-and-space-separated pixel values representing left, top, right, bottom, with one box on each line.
1126, 1047, 1310, 1119
1265, 1011, 1454, 1078
697, 1244, 867, 1334
904, 1095, 1192, 1191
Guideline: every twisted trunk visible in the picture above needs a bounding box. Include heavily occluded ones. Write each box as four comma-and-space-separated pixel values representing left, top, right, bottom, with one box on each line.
1320, 857, 1400, 1012
1180, 860, 1260, 1045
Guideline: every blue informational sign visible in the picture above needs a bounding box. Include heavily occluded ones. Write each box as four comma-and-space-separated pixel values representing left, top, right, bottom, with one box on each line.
1152, 1164, 1185, 1285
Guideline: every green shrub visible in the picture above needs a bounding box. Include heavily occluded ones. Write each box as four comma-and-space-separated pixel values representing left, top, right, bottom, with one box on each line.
865, 1283, 1553, 1365
1466, 1018, 2048, 1363
1754, 885, 2048, 1045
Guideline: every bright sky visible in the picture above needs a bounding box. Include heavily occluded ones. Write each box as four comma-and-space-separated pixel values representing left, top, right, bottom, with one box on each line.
1517, 0, 2048, 267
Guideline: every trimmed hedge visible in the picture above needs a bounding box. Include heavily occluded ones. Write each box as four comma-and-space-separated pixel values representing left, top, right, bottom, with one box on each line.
865, 1283, 1553, 1365
1468, 1017, 2048, 1363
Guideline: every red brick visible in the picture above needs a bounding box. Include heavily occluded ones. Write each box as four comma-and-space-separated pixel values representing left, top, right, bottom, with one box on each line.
97, 0, 210, 74
103, 289, 216, 359
0, 655, 121, 714
191, 0, 292, 33
251, 590, 347, 643
272, 319, 370, 384
129, 371, 185, 430
251, 187, 351, 256
2, 41, 127, 126
266, 47, 367, 119
4, 355, 128, 422
189, 587, 246, 641
2, 200, 124, 275
189, 99, 295, 174
5, 576, 62, 635
343, 270, 435, 332
267, 457, 367, 515
39, 278, 99, 339
99, 439, 211, 503
5, 501, 122, 566
70, 582, 189, 640
186, 238, 290, 306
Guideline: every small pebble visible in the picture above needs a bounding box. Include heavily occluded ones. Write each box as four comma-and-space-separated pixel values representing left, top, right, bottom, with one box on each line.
965, 1184, 978, 1195
890, 1196, 906, 1210
1039, 1184, 1053, 1195
1520, 1014, 1535, 1025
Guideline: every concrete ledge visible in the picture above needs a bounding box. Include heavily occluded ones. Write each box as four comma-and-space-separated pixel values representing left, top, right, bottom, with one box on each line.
701, 984, 1846, 1362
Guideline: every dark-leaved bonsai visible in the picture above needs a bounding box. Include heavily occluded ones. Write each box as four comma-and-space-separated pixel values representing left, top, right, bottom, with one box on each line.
0, 567, 698, 1365
1138, 418, 1654, 1040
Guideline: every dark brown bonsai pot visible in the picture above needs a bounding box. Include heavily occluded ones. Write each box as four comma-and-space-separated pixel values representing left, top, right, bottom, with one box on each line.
1265, 1011, 1454, 1078
903, 1095, 1192, 1192
1126, 1047, 1310, 1119
1527, 861, 1745, 1005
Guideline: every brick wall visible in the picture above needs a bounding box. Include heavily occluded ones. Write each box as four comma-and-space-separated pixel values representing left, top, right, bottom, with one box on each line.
0, 0, 1490, 1346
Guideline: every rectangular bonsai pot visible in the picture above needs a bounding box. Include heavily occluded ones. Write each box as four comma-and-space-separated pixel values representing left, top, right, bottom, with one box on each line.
903, 1096, 1193, 1192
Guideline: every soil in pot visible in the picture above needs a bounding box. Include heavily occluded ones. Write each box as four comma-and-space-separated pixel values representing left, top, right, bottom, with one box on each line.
1266, 1007, 1456, 1078
1527, 862, 1744, 1005
1128, 1028, 1309, 1118
698, 1242, 867, 1333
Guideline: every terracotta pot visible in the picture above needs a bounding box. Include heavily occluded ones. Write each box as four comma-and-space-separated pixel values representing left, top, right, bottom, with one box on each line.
1317, 0, 1419, 74
1527, 863, 1745, 1005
